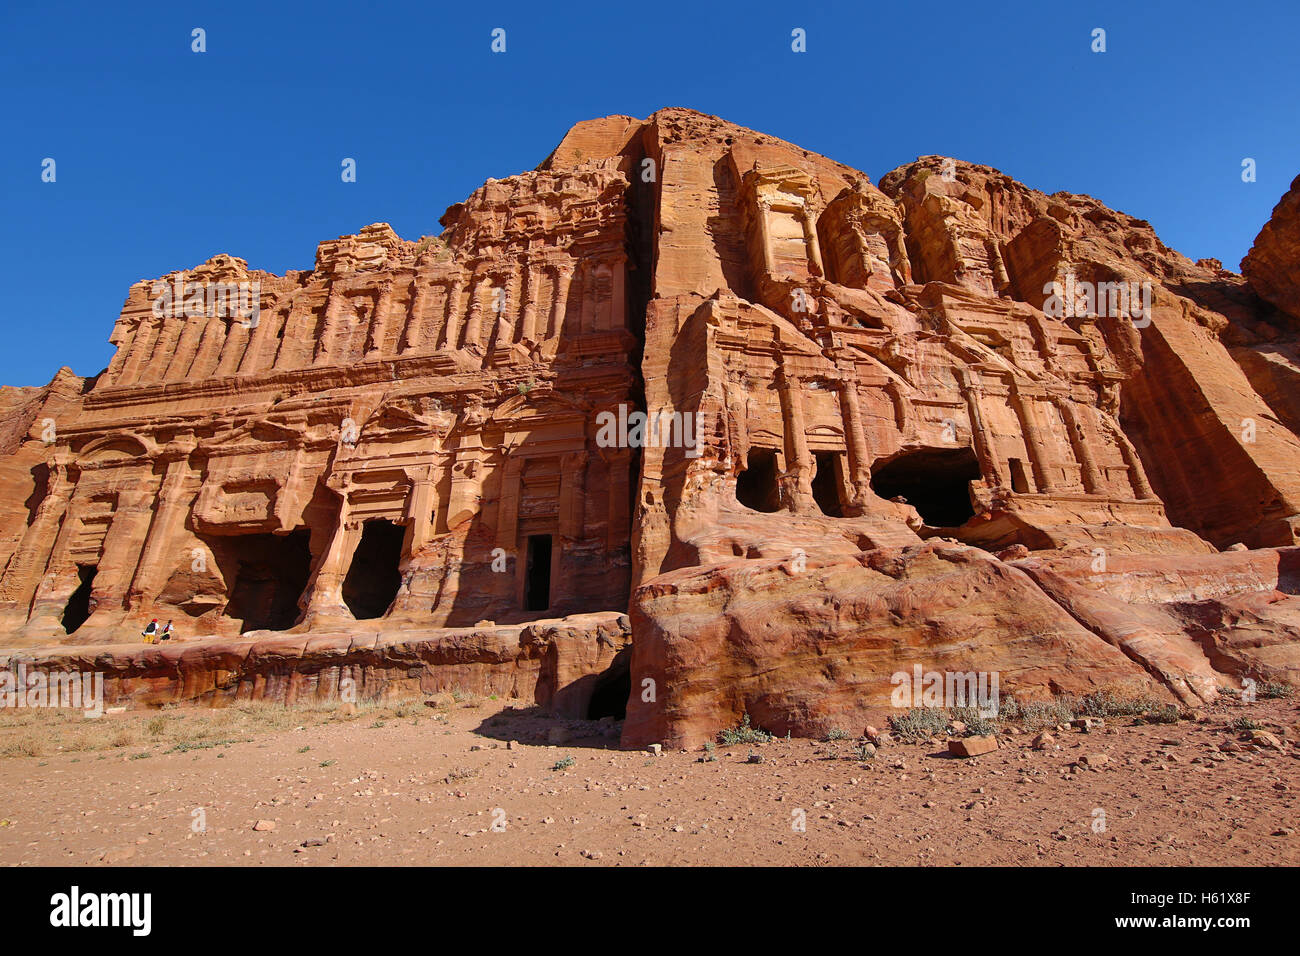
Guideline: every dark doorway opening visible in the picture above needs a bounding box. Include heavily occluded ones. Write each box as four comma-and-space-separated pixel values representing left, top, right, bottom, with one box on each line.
1008, 458, 1031, 494
811, 451, 843, 517
342, 519, 404, 620
587, 654, 631, 720
61, 565, 96, 634
525, 534, 553, 612
222, 529, 313, 632
736, 447, 781, 512
870, 446, 981, 527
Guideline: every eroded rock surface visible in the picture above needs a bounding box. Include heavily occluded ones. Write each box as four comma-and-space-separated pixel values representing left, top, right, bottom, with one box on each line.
1, 109, 1299, 745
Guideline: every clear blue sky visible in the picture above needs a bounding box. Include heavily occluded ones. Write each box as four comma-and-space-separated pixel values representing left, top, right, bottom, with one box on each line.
2, 0, 1297, 386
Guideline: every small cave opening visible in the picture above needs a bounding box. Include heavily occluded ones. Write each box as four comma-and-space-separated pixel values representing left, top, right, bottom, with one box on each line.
524, 534, 553, 612
869, 446, 981, 528
1008, 457, 1031, 494
221, 529, 313, 632
61, 565, 96, 634
342, 519, 405, 620
586, 652, 631, 720
736, 447, 782, 513
811, 451, 844, 517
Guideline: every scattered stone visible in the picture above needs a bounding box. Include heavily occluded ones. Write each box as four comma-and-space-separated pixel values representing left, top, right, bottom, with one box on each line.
949, 736, 998, 758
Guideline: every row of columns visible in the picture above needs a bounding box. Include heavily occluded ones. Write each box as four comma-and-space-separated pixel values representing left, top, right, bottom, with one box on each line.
104, 254, 628, 387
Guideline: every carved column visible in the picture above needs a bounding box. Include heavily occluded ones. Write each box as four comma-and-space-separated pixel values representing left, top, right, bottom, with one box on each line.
1056, 399, 1103, 494
214, 317, 250, 376
958, 370, 1000, 488
755, 201, 776, 273
119, 315, 161, 385
141, 316, 184, 384
605, 448, 631, 551
86, 487, 155, 616
462, 276, 487, 350
581, 262, 598, 334
273, 297, 313, 369
314, 283, 349, 365
495, 455, 524, 550
837, 376, 874, 507
188, 316, 227, 380
0, 460, 74, 608
1011, 385, 1055, 493
126, 453, 195, 609
549, 262, 574, 338
24, 490, 92, 627
238, 303, 283, 374
302, 480, 359, 618
438, 277, 464, 349
1114, 425, 1158, 500
488, 269, 516, 350
163, 312, 207, 380
365, 280, 393, 358
446, 437, 487, 530
402, 277, 431, 353
559, 450, 588, 542
609, 252, 627, 332
776, 368, 814, 512
801, 207, 825, 277
520, 264, 542, 342
403, 468, 435, 555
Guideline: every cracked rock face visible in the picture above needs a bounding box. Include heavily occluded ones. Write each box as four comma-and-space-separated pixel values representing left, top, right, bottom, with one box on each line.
1, 108, 1299, 746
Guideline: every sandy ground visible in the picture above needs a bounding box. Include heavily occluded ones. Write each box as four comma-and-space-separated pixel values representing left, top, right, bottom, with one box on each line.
1, 694, 1297, 867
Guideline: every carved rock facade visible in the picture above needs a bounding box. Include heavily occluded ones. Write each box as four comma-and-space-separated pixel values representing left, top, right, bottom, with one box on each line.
2, 109, 1299, 742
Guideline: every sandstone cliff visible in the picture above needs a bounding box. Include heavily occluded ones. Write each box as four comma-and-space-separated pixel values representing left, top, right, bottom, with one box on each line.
2, 109, 1299, 747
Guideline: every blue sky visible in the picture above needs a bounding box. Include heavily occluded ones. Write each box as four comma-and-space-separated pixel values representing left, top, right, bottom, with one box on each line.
2, 0, 1297, 386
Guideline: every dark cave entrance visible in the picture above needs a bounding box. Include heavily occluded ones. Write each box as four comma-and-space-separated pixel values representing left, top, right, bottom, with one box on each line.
869, 446, 981, 527
61, 565, 96, 634
736, 447, 782, 512
223, 529, 313, 632
524, 534, 553, 612
1008, 457, 1031, 494
586, 655, 631, 720
811, 451, 843, 517
342, 519, 405, 620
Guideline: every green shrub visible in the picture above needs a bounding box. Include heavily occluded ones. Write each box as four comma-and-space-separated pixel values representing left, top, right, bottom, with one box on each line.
719, 714, 771, 745
888, 708, 948, 741
1077, 690, 1165, 718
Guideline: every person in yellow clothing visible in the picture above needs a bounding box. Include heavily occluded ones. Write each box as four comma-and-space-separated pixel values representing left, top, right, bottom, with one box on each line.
141, 619, 159, 643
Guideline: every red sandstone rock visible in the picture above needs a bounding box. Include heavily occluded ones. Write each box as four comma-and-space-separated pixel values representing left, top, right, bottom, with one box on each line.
949, 735, 998, 758
1, 109, 1299, 749
1243, 174, 1300, 321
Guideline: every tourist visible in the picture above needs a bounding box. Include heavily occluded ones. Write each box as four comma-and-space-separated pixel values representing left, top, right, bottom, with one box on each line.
141, 619, 158, 643
160, 620, 174, 641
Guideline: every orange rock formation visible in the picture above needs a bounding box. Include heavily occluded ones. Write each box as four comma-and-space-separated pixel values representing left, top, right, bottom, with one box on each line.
2, 109, 1299, 746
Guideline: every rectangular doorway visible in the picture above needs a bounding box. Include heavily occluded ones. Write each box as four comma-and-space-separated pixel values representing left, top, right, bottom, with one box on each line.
524, 534, 553, 612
